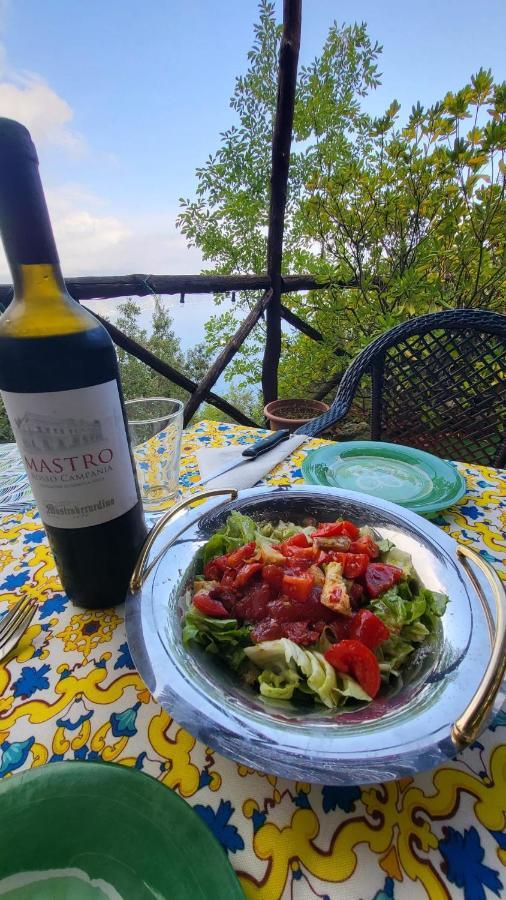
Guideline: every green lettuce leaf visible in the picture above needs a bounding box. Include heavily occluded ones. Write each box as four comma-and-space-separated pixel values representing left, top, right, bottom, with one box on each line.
375, 635, 415, 678
359, 525, 394, 554
257, 519, 316, 543
244, 639, 371, 707
258, 669, 300, 699
381, 545, 417, 578
182, 606, 252, 670
370, 588, 426, 634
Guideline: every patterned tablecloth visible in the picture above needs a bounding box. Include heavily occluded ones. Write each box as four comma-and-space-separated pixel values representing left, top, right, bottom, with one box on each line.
0, 421, 505, 900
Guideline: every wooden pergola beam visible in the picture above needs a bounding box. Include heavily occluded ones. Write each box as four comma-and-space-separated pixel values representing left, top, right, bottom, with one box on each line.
89, 310, 259, 428
0, 273, 361, 308
182, 289, 273, 426
261, 0, 302, 404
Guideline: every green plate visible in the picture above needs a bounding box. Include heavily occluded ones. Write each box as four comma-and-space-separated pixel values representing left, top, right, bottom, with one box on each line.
301, 440, 466, 516
0, 762, 244, 899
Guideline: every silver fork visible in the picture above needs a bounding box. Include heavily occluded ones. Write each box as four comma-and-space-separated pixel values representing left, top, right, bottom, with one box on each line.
0, 596, 37, 662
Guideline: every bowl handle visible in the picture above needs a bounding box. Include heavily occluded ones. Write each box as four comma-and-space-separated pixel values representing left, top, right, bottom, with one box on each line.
130, 488, 238, 592
451, 544, 506, 748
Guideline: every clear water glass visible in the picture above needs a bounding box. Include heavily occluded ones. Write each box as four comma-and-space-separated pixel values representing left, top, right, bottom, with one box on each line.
125, 398, 183, 516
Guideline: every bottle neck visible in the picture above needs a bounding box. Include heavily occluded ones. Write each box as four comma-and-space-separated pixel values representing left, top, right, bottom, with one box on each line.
12, 262, 67, 302
0, 124, 67, 303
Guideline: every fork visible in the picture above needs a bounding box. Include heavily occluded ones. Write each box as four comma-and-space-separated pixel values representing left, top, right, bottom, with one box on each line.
0, 596, 37, 662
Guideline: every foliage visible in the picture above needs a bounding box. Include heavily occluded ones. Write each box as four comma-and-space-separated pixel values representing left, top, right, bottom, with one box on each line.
114, 296, 187, 403
178, 0, 506, 399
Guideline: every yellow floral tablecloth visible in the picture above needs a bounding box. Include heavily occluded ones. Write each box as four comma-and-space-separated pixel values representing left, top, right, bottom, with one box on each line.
1, 421, 505, 900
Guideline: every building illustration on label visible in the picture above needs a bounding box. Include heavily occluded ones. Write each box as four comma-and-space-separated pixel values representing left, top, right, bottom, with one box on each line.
14, 411, 105, 453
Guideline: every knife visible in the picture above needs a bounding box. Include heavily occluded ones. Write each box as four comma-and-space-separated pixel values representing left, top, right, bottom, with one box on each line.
198, 429, 293, 487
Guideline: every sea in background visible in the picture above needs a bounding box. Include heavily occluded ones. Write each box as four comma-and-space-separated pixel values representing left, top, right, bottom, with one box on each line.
86, 294, 249, 395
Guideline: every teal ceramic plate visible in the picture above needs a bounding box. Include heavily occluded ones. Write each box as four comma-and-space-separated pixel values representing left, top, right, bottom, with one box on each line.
0, 762, 244, 899
301, 440, 466, 516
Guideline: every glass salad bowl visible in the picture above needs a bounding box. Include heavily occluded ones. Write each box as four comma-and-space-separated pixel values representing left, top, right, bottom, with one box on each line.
126, 486, 506, 785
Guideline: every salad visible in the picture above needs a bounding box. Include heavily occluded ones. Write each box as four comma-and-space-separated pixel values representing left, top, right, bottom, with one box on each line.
182, 511, 448, 708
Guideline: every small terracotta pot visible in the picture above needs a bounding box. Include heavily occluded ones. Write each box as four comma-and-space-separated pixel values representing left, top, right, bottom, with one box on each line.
264, 398, 330, 432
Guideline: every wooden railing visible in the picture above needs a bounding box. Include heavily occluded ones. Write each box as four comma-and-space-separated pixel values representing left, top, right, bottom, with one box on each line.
0, 1, 348, 428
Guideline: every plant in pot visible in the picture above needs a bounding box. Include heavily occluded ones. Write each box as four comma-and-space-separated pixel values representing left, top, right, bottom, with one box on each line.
264, 398, 330, 432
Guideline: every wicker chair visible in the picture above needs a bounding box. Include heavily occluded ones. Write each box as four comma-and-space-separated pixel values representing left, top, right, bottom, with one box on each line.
295, 309, 506, 468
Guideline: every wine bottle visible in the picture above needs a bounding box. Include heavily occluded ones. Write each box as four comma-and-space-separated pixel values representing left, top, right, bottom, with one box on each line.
0, 118, 147, 608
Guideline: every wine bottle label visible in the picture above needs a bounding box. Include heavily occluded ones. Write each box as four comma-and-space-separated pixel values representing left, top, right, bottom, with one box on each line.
1, 380, 139, 529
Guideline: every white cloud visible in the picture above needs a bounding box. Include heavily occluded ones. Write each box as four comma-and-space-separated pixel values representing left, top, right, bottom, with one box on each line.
0, 73, 85, 153
0, 183, 202, 281
0, 24, 201, 286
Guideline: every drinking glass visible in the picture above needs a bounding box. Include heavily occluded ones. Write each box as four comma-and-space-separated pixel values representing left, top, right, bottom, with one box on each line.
125, 398, 183, 516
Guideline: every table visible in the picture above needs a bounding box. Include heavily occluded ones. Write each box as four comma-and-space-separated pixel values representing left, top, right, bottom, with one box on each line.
1, 420, 505, 900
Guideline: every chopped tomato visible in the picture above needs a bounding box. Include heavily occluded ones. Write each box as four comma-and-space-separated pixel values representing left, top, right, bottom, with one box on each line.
349, 609, 389, 649
327, 617, 351, 642
365, 563, 404, 598
343, 553, 369, 579
203, 560, 220, 581
283, 545, 317, 561
266, 598, 302, 622
262, 564, 284, 591
234, 582, 271, 621
283, 558, 314, 573
279, 532, 311, 550
317, 550, 347, 568
221, 541, 257, 569
209, 586, 236, 613
282, 621, 319, 645
251, 618, 284, 642
193, 592, 229, 618
314, 520, 360, 540
349, 535, 379, 559
220, 567, 238, 590
282, 571, 314, 603
325, 639, 381, 697
234, 562, 263, 588
349, 582, 365, 607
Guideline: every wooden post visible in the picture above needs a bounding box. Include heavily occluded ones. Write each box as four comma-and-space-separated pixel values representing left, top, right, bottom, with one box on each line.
261, 0, 302, 404
183, 289, 273, 426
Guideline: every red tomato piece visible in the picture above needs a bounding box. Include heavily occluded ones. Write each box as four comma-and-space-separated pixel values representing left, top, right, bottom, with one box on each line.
251, 618, 284, 643
349, 609, 389, 648
349, 535, 379, 559
279, 532, 311, 550
234, 582, 271, 622
234, 562, 262, 588
339, 520, 360, 540
349, 582, 365, 607
283, 545, 317, 561
314, 520, 360, 540
220, 567, 238, 590
262, 565, 284, 592
266, 598, 301, 623
283, 558, 314, 573
193, 592, 229, 618
343, 553, 369, 579
222, 541, 257, 569
313, 522, 344, 538
324, 639, 381, 697
282, 571, 314, 603
209, 586, 237, 613
203, 560, 220, 581
364, 563, 404, 598
317, 550, 347, 568
281, 621, 319, 645
327, 617, 351, 642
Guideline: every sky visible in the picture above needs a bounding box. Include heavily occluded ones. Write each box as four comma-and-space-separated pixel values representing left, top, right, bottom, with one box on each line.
0, 0, 505, 283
